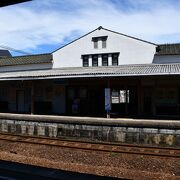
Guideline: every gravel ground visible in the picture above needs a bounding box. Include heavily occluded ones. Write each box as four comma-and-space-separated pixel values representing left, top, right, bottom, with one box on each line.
0, 140, 179, 180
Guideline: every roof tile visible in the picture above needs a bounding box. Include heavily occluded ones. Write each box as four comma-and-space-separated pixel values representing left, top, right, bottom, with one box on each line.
0, 54, 52, 67
157, 44, 180, 55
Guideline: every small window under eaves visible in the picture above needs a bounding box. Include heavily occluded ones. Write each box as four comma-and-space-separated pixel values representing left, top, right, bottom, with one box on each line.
92, 36, 108, 49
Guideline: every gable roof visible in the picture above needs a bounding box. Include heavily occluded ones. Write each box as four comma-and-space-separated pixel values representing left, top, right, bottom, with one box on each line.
52, 26, 157, 53
0, 53, 52, 67
156, 44, 180, 55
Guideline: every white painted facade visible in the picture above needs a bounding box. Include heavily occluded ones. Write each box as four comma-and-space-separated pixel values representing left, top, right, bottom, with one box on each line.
53, 27, 157, 68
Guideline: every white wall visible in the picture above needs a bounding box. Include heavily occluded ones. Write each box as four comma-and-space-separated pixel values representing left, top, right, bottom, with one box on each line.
153, 55, 180, 64
53, 28, 157, 68
0, 63, 52, 72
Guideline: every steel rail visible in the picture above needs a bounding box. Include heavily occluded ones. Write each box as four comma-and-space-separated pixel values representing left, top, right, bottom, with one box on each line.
0, 132, 179, 151
0, 133, 179, 158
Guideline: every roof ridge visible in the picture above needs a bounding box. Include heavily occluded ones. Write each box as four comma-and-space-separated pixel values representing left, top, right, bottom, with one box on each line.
52, 27, 100, 53
101, 26, 157, 46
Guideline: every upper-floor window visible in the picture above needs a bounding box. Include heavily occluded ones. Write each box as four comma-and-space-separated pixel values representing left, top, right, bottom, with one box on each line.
93, 38, 98, 49
102, 37, 107, 49
82, 55, 89, 67
112, 53, 119, 66
102, 54, 108, 66
92, 36, 108, 49
92, 55, 98, 67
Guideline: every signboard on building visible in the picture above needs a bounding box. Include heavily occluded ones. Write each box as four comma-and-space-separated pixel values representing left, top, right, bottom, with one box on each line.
105, 88, 111, 111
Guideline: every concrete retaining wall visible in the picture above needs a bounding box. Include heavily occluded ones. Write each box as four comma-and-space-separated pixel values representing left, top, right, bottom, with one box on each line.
0, 113, 179, 147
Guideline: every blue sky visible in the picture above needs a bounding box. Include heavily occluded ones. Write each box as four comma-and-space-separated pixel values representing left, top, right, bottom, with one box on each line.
0, 0, 180, 56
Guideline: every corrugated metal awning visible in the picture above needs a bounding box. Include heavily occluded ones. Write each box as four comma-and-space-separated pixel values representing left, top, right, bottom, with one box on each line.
0, 63, 180, 81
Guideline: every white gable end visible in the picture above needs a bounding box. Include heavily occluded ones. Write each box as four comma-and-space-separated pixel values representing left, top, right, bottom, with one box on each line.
52, 27, 157, 68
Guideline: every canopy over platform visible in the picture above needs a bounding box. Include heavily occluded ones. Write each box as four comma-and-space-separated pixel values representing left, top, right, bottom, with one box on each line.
0, 63, 180, 81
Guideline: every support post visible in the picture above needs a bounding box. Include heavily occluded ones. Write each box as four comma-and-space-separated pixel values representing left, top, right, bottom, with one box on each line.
105, 79, 111, 118
125, 86, 128, 115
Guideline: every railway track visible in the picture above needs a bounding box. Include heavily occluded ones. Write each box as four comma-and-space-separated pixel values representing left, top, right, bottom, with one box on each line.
0, 133, 179, 158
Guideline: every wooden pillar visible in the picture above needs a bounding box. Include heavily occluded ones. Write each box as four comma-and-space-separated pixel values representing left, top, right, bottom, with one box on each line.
31, 81, 34, 114
125, 85, 128, 115
106, 79, 111, 118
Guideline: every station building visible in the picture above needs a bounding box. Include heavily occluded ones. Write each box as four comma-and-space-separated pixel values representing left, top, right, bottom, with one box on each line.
0, 26, 180, 118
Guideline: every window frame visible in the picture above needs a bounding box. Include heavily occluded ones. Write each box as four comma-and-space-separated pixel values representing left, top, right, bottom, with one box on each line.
92, 55, 98, 67
111, 89, 129, 104
112, 53, 119, 66
82, 55, 89, 67
93, 38, 98, 49
92, 36, 107, 49
102, 54, 108, 66
102, 37, 107, 49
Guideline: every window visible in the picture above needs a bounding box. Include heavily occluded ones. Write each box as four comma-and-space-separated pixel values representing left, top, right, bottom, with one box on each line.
102, 54, 108, 66
92, 55, 98, 67
102, 37, 107, 48
92, 36, 107, 49
120, 90, 129, 103
112, 53, 119, 66
111, 90, 119, 104
82, 55, 89, 67
111, 89, 129, 104
93, 38, 98, 49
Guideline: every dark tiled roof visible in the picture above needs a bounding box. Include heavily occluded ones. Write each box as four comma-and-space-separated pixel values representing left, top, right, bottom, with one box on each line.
0, 54, 52, 67
1, 63, 180, 80
157, 44, 180, 55
0, 0, 31, 7
0, 50, 12, 58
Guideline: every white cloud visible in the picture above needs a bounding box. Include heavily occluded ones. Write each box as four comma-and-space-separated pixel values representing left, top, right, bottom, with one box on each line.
0, 0, 180, 54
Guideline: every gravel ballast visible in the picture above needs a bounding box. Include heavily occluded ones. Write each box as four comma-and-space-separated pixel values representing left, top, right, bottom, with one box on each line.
0, 140, 179, 180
